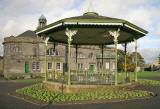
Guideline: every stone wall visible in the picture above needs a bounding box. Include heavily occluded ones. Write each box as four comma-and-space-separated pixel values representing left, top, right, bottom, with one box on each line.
42, 81, 132, 93
0, 58, 3, 73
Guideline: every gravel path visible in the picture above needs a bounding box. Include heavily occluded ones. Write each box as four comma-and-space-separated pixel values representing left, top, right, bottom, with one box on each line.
0, 78, 160, 109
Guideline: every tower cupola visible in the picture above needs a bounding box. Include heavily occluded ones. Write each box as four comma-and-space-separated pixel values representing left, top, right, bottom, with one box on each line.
38, 14, 47, 28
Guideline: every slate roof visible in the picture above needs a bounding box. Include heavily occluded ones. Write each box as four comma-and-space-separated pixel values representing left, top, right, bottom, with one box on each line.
17, 30, 37, 37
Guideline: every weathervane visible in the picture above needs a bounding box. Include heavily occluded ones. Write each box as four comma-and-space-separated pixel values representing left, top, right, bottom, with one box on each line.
87, 0, 95, 12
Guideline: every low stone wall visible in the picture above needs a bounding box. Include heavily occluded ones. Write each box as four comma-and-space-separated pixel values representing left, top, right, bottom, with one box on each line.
4, 72, 43, 79
42, 81, 132, 93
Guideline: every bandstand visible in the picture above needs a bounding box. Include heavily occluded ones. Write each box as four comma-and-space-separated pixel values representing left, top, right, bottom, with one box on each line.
35, 12, 148, 92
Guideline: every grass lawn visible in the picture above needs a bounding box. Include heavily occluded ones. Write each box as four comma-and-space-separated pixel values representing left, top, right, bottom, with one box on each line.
138, 79, 160, 86
138, 71, 160, 78
15, 78, 43, 83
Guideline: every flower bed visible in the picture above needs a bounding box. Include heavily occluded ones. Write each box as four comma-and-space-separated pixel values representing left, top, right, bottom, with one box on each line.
15, 83, 151, 104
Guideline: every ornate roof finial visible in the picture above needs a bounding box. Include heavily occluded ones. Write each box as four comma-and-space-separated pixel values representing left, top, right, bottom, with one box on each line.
87, 0, 95, 12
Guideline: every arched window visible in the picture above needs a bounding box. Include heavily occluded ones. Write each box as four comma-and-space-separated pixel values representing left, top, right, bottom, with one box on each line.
88, 52, 93, 58
78, 52, 85, 58
47, 48, 60, 56
47, 48, 54, 56
55, 50, 59, 56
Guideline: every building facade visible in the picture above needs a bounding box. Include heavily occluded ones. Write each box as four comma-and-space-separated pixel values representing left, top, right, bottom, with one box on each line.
3, 15, 115, 78
151, 55, 160, 71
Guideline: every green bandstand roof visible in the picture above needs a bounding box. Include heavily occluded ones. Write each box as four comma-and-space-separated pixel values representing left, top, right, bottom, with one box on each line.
35, 12, 148, 45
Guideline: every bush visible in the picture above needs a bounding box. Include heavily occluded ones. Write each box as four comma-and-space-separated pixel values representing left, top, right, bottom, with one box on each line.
30, 73, 43, 79
5, 73, 25, 80
0, 71, 4, 78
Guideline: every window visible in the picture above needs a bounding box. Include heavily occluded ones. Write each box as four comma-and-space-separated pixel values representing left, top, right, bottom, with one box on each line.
112, 62, 115, 70
78, 52, 85, 58
88, 53, 93, 59
97, 62, 102, 70
15, 47, 19, 52
32, 62, 40, 70
56, 63, 61, 70
78, 63, 83, 70
47, 48, 55, 56
56, 50, 59, 56
36, 62, 40, 70
106, 62, 110, 70
32, 62, 36, 70
48, 62, 52, 70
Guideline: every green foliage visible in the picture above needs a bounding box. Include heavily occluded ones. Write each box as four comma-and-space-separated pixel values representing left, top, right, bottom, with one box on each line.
0, 71, 4, 78
131, 52, 145, 67
138, 72, 160, 78
118, 51, 135, 72
16, 83, 150, 103
138, 79, 160, 86
117, 51, 145, 72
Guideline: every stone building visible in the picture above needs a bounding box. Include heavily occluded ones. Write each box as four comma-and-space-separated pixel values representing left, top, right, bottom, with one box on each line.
151, 55, 160, 71
3, 15, 115, 78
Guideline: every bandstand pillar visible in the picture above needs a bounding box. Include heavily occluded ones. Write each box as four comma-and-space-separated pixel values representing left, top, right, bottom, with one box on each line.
75, 44, 78, 76
65, 28, 77, 86
44, 37, 49, 81
134, 39, 138, 82
101, 45, 104, 76
109, 28, 120, 86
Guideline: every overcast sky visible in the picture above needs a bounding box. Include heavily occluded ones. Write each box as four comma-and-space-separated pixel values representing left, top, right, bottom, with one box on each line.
0, 0, 160, 64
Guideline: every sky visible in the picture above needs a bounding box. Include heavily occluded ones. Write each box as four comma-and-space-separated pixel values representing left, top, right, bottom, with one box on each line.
0, 0, 160, 64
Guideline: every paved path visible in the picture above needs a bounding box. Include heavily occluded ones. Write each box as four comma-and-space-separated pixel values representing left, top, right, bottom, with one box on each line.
0, 78, 160, 109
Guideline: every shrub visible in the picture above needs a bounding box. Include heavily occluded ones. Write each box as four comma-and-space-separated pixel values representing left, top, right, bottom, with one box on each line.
0, 71, 4, 78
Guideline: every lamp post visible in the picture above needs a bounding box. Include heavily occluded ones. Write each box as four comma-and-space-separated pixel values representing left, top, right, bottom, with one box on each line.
109, 28, 120, 86
44, 37, 49, 81
65, 28, 77, 86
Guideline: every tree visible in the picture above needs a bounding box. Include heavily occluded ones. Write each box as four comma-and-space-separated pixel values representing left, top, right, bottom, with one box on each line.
117, 51, 145, 72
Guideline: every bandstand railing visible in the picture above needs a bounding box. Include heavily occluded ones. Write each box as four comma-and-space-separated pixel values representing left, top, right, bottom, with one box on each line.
46, 71, 135, 85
